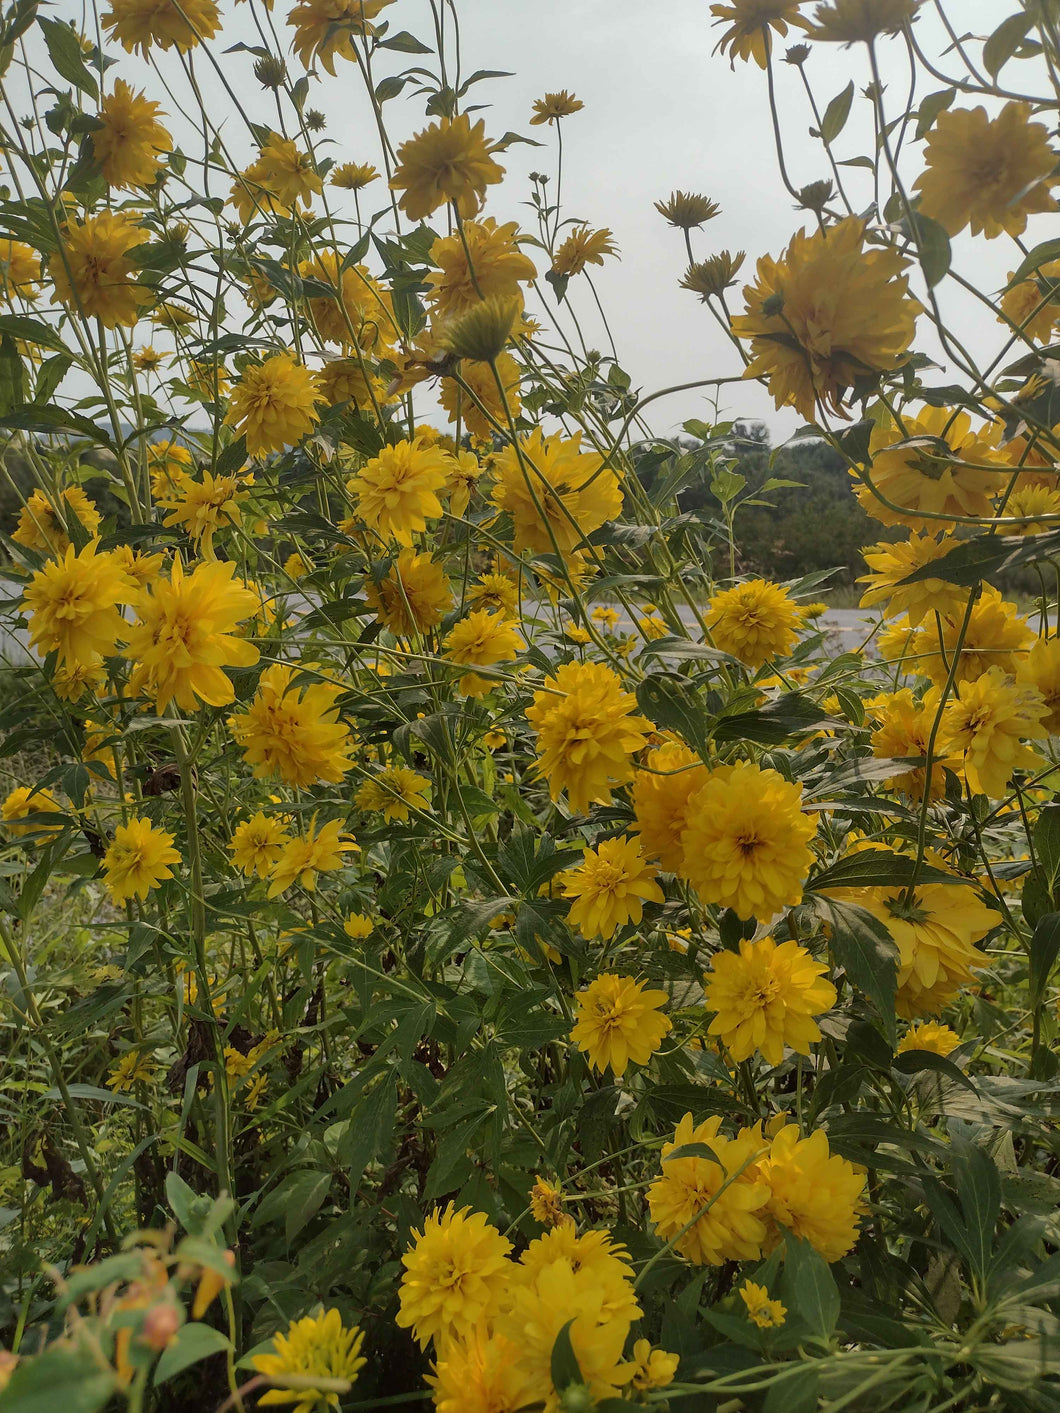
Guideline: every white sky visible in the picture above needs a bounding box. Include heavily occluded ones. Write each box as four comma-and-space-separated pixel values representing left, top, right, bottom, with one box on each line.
39, 0, 1057, 439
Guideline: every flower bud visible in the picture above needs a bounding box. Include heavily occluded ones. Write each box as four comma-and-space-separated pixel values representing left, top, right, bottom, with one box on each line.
442, 296, 520, 362
141, 1302, 182, 1351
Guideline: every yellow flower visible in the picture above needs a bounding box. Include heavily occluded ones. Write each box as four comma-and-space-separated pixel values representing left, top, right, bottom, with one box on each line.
343, 912, 374, 939
103, 816, 181, 904
711, 0, 809, 66
706, 578, 801, 668
562, 837, 663, 940
491, 429, 623, 560
153, 301, 196, 331
49, 211, 150, 328
897, 1021, 960, 1056
915, 102, 1058, 239
93, 79, 171, 189
298, 252, 396, 352
147, 440, 194, 500
526, 660, 652, 815
50, 657, 106, 702
230, 664, 353, 787
647, 1113, 770, 1265
267, 818, 357, 897
496, 1254, 636, 1406
288, 0, 392, 73
162, 470, 245, 558
592, 606, 620, 630
808, 0, 919, 42
124, 559, 260, 713
517, 1226, 638, 1324
616, 1339, 680, 1390
0, 238, 41, 301
529, 1176, 568, 1227
23, 540, 133, 668
227, 354, 323, 457
348, 438, 449, 544
331, 161, 379, 190
704, 936, 836, 1065
656, 191, 721, 229
732, 217, 919, 422
2, 786, 64, 838
680, 762, 817, 921
251, 1308, 366, 1413
1000, 262, 1060, 343
390, 114, 504, 221
758, 1122, 865, 1262
469, 571, 520, 618
13, 486, 101, 556
631, 742, 710, 872
439, 352, 521, 440
910, 586, 1033, 687
397, 1203, 512, 1350
1018, 637, 1060, 734
739, 1281, 787, 1328
443, 608, 523, 696
102, 0, 220, 53
443, 451, 483, 519
256, 133, 322, 208
428, 1330, 544, 1413
997, 482, 1060, 536
133, 346, 164, 373
940, 667, 1047, 798
284, 552, 311, 581
843, 883, 996, 1017
442, 295, 521, 362
570, 973, 671, 1076
319, 357, 390, 411
529, 90, 585, 124
858, 534, 968, 625
229, 811, 291, 878
112, 544, 165, 592
427, 219, 537, 318
107, 1050, 156, 1091
552, 226, 618, 277
365, 550, 453, 635
354, 767, 431, 823
855, 406, 1005, 531
868, 688, 953, 799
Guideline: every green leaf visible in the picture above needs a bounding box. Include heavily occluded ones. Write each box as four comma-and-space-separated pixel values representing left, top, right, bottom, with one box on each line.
780, 1235, 839, 1344
636, 673, 711, 757
713, 693, 837, 747
892, 1049, 978, 1095
153, 1324, 232, 1386
338, 1068, 398, 1194
0, 403, 113, 447
0, 314, 67, 352
915, 87, 955, 139
283, 1169, 332, 1245
379, 29, 433, 52
663, 1142, 720, 1164
813, 895, 897, 1047
0, 333, 25, 414
374, 74, 408, 102
983, 13, 1033, 77
0, 1346, 117, 1412
819, 81, 854, 144
33, 353, 71, 405
1029, 912, 1060, 1011
807, 850, 961, 891
39, 16, 98, 97
907, 211, 951, 287
763, 1364, 820, 1413
550, 1319, 584, 1393
1008, 238, 1060, 290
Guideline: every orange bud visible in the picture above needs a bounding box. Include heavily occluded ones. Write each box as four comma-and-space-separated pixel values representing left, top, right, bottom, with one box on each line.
191, 1249, 236, 1319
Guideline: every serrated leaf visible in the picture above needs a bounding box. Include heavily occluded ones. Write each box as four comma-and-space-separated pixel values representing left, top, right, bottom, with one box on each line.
39, 16, 98, 97
813, 895, 897, 1047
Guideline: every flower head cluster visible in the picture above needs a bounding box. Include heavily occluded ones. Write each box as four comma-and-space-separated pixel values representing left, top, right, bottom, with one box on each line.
251, 1308, 366, 1413
706, 579, 802, 668
704, 935, 836, 1065
526, 661, 652, 815
570, 974, 671, 1076
230, 664, 353, 787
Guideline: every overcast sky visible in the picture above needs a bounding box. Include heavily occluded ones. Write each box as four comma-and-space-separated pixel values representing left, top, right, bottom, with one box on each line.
47, 0, 1054, 440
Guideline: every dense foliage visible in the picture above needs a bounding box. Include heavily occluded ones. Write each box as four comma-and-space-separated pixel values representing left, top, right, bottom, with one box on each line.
3, 1, 1060, 1411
